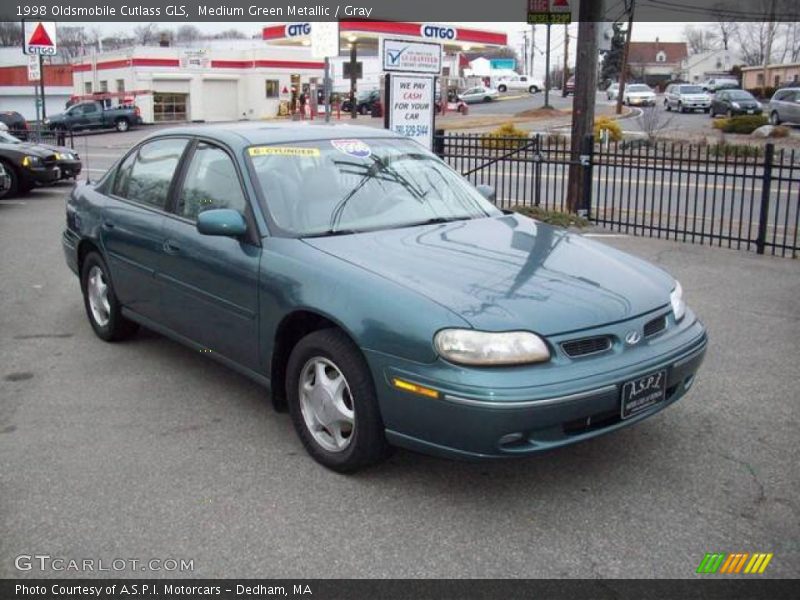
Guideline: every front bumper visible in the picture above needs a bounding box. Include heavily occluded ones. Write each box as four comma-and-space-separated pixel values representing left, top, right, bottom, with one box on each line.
366, 311, 707, 459
681, 101, 711, 109
57, 159, 82, 179
628, 97, 656, 106
23, 165, 60, 186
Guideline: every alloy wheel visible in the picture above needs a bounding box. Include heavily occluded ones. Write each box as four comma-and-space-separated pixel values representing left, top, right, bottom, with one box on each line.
298, 357, 355, 453
86, 265, 111, 327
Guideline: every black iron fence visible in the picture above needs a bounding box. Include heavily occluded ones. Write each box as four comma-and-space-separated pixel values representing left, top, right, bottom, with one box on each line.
19, 125, 76, 149
434, 131, 799, 258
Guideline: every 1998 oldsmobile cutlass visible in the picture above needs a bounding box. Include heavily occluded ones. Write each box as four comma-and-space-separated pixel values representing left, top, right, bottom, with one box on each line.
63, 124, 707, 472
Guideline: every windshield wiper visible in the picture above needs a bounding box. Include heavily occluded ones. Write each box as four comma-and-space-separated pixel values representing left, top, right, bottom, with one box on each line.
386, 216, 474, 230
301, 228, 362, 238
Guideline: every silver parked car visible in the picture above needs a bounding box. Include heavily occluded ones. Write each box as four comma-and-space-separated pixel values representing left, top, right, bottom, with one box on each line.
458, 86, 499, 104
664, 84, 712, 113
768, 87, 800, 125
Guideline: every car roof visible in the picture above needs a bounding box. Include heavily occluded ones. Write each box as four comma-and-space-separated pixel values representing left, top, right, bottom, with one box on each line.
145, 122, 403, 147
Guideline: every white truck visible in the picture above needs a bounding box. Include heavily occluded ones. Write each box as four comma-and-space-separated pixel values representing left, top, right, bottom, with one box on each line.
494, 75, 542, 94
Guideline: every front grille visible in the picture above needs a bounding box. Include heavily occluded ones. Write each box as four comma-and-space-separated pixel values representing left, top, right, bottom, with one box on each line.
644, 314, 667, 338
561, 336, 612, 358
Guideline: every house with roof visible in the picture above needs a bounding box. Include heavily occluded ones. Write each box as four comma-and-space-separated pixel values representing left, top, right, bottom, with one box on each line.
626, 39, 688, 89
680, 49, 743, 83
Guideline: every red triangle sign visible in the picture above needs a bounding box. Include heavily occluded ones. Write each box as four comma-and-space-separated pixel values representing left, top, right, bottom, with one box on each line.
29, 23, 54, 47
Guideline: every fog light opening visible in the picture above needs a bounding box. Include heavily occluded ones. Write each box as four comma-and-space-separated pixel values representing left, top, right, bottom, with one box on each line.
684, 374, 695, 390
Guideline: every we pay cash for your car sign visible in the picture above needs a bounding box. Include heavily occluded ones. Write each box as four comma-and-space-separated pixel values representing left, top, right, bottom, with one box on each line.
388, 75, 435, 150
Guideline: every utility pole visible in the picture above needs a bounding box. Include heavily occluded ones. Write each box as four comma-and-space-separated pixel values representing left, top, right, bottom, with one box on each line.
543, 23, 552, 108
562, 24, 569, 95
39, 54, 47, 120
323, 56, 331, 123
566, 0, 601, 214
349, 41, 357, 120
615, 0, 635, 115
530, 24, 535, 79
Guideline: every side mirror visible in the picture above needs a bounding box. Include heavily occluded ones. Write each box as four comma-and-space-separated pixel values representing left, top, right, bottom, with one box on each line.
476, 184, 496, 204
196, 209, 247, 237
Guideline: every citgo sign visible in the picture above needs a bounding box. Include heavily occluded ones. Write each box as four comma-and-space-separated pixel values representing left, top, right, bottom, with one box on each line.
285, 23, 311, 37
420, 24, 456, 41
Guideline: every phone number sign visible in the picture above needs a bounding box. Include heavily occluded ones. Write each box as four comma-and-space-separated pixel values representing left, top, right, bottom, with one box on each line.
388, 74, 435, 150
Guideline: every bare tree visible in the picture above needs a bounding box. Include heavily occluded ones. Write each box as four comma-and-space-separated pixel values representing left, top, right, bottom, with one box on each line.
212, 29, 247, 40
637, 106, 673, 143
133, 23, 161, 45
176, 25, 201, 44
683, 26, 716, 54
710, 3, 739, 50
0, 21, 22, 46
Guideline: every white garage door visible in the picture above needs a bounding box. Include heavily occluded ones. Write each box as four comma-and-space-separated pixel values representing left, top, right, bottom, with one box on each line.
202, 80, 239, 122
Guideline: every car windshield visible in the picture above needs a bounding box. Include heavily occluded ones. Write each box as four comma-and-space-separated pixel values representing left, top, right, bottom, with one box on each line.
247, 138, 502, 237
727, 91, 753, 100
628, 85, 651, 92
680, 86, 704, 94
0, 131, 21, 144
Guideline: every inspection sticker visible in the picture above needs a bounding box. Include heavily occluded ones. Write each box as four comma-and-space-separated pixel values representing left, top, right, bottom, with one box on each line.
248, 146, 320, 157
330, 139, 372, 158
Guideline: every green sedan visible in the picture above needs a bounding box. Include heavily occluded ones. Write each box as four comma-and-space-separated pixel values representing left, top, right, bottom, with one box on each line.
62, 124, 707, 472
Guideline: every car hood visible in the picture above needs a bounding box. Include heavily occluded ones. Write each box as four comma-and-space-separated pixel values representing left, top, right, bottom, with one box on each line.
17, 142, 74, 155
304, 215, 674, 335
0, 142, 54, 158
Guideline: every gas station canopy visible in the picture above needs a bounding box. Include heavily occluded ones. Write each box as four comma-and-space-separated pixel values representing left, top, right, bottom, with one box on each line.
262, 21, 508, 52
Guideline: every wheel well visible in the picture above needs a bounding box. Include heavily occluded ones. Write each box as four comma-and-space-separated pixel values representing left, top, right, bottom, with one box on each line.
270, 311, 340, 411
77, 239, 100, 275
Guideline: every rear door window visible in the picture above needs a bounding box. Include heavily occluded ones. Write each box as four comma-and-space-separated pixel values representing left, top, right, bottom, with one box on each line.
112, 138, 188, 209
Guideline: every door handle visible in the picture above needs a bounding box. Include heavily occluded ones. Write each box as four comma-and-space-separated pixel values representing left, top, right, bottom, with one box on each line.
102, 220, 115, 230
163, 240, 181, 254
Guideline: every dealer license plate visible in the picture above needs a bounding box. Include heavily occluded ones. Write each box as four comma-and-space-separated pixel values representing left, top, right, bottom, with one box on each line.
621, 370, 666, 419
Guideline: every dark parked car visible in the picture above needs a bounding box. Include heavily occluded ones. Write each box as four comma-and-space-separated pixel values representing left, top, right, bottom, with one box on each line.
0, 111, 30, 140
46, 101, 143, 133
710, 89, 763, 117
63, 124, 707, 472
0, 141, 60, 199
341, 90, 381, 115
0, 130, 82, 180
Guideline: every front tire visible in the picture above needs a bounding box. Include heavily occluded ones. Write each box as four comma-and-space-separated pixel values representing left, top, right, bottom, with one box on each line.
115, 118, 130, 132
286, 329, 391, 472
80, 252, 138, 342
770, 111, 781, 125
529, 85, 539, 94
497, 84, 507, 93
0, 161, 19, 199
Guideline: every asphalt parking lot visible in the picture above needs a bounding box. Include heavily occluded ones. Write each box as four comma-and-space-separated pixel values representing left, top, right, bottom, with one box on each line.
1, 154, 798, 579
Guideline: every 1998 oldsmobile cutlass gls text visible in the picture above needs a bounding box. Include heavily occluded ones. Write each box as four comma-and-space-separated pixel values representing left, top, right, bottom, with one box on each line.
62, 123, 707, 472
15, 4, 373, 18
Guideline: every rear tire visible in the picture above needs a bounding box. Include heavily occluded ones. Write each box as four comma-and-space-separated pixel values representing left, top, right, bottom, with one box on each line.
770, 111, 781, 125
497, 84, 507, 93
286, 329, 391, 473
80, 252, 139, 342
528, 85, 538, 94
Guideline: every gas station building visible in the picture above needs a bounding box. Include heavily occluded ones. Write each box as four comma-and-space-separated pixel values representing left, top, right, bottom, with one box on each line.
69, 22, 507, 124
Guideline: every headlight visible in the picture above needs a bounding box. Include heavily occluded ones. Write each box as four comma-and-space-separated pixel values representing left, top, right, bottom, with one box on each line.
22, 155, 42, 167
434, 329, 550, 366
732, 102, 741, 109
670, 281, 686, 322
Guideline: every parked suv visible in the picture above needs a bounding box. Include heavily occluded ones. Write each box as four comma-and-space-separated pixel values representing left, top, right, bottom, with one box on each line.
702, 78, 739, 93
495, 75, 541, 94
768, 87, 800, 125
664, 84, 712, 113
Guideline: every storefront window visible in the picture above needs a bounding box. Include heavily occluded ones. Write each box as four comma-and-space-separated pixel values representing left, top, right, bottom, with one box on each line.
116, 79, 125, 92
84, 82, 92, 94
99, 80, 108, 92
153, 93, 188, 122
266, 80, 280, 98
